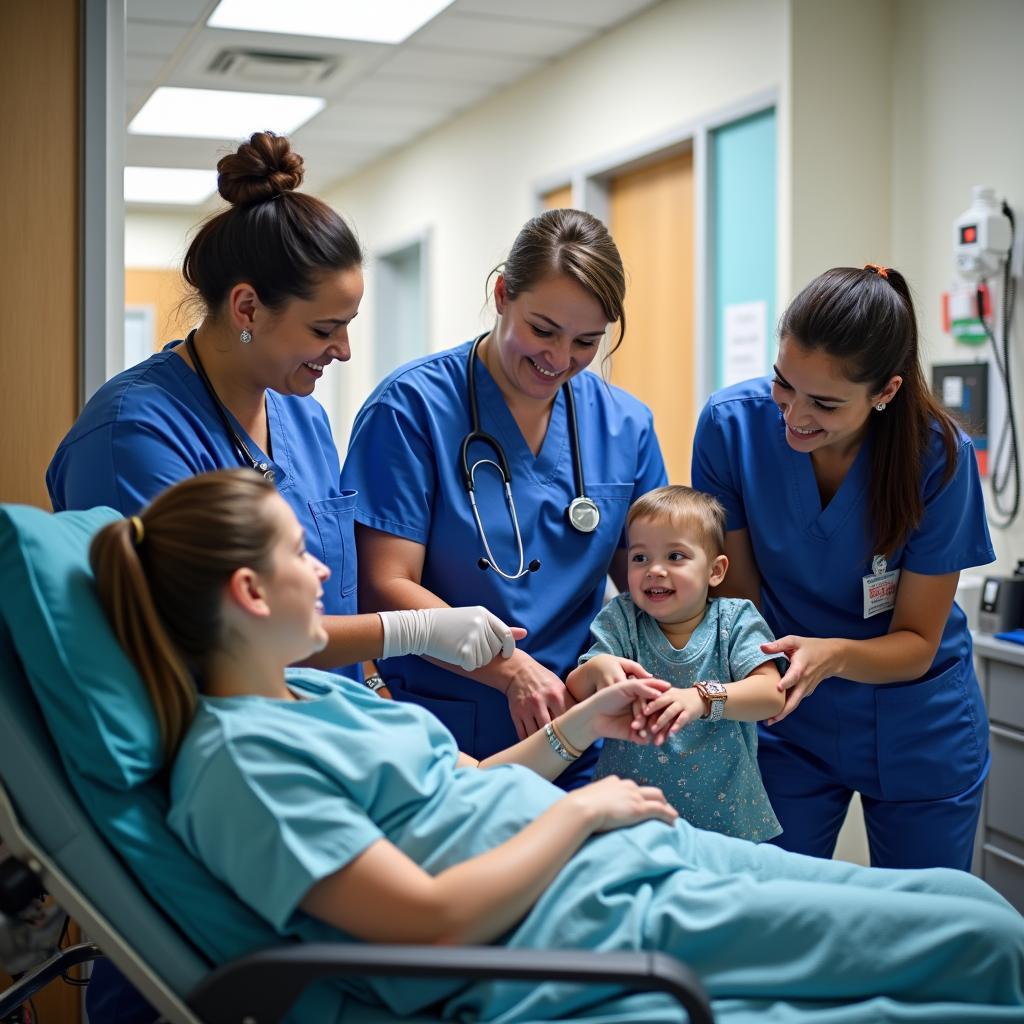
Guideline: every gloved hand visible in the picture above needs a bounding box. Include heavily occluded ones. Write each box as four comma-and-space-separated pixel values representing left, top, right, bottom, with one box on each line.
378, 606, 518, 670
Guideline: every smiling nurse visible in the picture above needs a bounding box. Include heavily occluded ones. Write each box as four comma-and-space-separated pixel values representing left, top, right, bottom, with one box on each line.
46, 130, 522, 1024
342, 210, 667, 788
692, 265, 995, 870
48, 130, 514, 679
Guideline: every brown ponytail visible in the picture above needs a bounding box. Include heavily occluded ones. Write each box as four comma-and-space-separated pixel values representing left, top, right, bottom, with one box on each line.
780, 267, 959, 558
89, 470, 279, 765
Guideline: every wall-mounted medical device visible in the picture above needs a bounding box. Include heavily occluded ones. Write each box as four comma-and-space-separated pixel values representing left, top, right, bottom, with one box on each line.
954, 186, 1013, 282
949, 185, 1020, 528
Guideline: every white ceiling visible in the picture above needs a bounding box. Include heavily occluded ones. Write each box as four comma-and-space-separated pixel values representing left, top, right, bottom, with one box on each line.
125, 0, 662, 209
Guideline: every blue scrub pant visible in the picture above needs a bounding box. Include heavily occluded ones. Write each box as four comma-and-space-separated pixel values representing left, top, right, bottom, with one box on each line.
758, 729, 988, 870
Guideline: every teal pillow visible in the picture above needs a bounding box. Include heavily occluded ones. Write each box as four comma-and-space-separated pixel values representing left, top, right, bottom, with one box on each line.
0, 504, 163, 789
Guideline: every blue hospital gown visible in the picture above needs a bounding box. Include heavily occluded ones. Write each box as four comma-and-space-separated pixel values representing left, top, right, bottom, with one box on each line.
168, 669, 1024, 1024
582, 595, 781, 842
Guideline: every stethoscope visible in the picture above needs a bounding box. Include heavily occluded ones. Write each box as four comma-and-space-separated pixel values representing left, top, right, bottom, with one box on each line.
185, 329, 276, 482
460, 334, 600, 581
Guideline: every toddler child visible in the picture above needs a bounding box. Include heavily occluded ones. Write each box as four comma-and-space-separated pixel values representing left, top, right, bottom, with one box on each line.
567, 485, 785, 842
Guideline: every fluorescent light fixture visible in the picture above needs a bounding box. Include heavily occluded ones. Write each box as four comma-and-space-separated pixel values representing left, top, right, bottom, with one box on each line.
207, 0, 455, 44
128, 87, 325, 139
124, 167, 220, 205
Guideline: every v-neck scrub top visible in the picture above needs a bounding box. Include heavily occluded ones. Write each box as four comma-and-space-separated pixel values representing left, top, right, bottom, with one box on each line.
691, 379, 995, 851
46, 345, 359, 647
341, 340, 667, 784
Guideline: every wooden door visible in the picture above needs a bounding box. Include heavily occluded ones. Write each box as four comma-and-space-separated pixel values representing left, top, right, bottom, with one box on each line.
542, 184, 573, 210
608, 151, 694, 484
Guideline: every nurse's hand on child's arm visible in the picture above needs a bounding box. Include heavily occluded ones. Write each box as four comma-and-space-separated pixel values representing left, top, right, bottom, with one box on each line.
760, 635, 841, 725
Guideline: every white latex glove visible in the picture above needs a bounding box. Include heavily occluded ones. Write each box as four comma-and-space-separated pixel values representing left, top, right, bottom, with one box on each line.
378, 606, 516, 671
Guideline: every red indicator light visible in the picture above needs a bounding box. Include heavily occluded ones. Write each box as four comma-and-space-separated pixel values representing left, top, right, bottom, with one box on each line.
963, 226, 977, 243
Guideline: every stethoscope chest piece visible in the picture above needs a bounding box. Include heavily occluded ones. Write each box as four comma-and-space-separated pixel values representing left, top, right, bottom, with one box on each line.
567, 495, 600, 533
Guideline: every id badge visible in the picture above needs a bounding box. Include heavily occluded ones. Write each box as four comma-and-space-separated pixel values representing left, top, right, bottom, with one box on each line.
862, 554, 900, 618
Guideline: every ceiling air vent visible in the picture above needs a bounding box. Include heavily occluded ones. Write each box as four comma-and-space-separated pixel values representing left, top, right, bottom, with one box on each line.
207, 49, 339, 86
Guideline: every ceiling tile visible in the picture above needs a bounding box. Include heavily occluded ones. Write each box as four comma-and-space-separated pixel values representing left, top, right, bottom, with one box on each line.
125, 54, 167, 84
305, 101, 449, 133
128, 0, 214, 26
374, 47, 539, 86
453, 0, 658, 29
125, 84, 152, 117
126, 20, 191, 58
121, 0, 664, 205
340, 73, 487, 109
125, 134, 240, 170
411, 12, 594, 59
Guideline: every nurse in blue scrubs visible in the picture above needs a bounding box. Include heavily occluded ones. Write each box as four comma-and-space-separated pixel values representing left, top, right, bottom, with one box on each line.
49, 132, 512, 677
46, 132, 520, 1024
342, 209, 667, 788
692, 265, 994, 870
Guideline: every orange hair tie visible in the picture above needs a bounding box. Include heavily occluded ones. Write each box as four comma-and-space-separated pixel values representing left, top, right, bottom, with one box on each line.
864, 263, 889, 279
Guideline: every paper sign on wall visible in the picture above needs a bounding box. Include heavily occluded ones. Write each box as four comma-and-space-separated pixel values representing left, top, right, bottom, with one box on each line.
722, 300, 767, 387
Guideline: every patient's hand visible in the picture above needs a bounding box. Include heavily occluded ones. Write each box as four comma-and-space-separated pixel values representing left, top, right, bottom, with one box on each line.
566, 775, 678, 833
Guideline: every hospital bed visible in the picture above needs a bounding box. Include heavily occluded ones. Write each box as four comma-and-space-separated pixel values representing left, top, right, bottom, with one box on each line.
0, 503, 713, 1024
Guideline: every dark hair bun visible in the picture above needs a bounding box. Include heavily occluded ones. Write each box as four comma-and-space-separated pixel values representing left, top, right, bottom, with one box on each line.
216, 131, 305, 205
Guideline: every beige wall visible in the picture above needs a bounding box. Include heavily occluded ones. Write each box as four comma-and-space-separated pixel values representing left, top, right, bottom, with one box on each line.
891, 0, 1024, 574
788, 0, 894, 288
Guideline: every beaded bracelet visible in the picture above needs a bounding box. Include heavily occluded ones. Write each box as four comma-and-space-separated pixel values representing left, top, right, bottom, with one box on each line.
543, 722, 579, 762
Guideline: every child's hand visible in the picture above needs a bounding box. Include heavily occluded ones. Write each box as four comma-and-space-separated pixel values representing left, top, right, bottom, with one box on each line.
640, 687, 706, 744
584, 654, 654, 691
578, 677, 671, 743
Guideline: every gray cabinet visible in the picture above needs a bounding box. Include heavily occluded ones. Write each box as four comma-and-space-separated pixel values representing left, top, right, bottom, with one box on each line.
973, 633, 1024, 913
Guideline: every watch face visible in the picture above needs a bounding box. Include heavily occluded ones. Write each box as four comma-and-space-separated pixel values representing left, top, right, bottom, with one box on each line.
704, 681, 727, 697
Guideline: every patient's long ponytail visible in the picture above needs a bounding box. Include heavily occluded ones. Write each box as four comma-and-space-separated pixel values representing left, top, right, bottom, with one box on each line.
89, 470, 278, 766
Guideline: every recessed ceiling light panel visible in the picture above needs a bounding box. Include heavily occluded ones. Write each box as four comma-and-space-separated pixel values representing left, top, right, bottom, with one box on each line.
124, 167, 219, 205
207, 0, 455, 44
128, 87, 325, 139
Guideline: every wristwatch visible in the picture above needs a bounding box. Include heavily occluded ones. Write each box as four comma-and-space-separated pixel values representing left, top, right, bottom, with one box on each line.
694, 680, 728, 722
364, 674, 389, 693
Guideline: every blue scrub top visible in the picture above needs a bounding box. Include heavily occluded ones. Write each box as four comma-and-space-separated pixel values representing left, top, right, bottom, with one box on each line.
691, 378, 995, 801
46, 345, 359, 666
341, 339, 667, 771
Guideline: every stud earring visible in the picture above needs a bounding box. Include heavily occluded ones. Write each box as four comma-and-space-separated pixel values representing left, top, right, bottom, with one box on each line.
875, 403, 886, 412
239, 328, 252, 344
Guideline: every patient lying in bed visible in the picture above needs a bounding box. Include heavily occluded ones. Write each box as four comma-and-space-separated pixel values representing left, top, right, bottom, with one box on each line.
58, 469, 1024, 1023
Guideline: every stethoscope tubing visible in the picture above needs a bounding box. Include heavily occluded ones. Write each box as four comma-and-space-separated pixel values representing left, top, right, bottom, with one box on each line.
461, 334, 597, 580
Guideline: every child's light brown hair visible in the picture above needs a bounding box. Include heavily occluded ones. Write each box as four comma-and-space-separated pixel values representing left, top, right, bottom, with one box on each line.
626, 485, 727, 558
